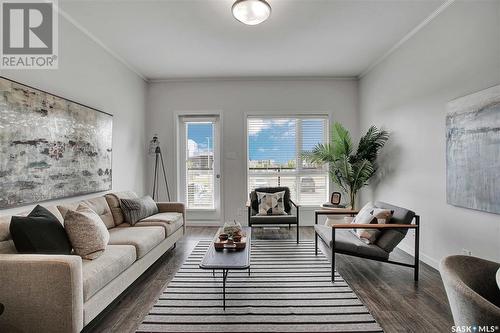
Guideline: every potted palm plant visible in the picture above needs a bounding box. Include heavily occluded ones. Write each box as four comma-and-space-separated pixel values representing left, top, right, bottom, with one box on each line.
303, 122, 389, 210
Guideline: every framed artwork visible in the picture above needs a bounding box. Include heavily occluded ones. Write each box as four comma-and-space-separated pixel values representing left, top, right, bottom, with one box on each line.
0, 76, 113, 209
330, 192, 342, 205
446, 84, 500, 215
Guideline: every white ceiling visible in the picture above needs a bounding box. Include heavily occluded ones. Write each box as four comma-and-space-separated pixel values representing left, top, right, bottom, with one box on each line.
60, 0, 446, 80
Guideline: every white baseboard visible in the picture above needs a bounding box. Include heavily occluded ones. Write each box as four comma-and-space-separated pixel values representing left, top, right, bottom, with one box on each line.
186, 221, 221, 227
397, 243, 439, 270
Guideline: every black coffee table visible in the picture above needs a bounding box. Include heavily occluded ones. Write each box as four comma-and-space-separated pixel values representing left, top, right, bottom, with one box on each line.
199, 227, 251, 310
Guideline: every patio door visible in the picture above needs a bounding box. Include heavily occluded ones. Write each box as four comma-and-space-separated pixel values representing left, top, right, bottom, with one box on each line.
178, 115, 221, 221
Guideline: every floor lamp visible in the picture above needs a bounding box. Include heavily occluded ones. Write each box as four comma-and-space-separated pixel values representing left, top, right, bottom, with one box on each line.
149, 135, 171, 201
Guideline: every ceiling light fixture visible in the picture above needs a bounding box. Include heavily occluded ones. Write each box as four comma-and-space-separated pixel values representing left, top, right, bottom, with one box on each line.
232, 0, 271, 26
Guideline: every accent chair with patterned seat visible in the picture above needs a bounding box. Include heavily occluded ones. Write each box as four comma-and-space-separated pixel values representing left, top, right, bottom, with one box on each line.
247, 187, 300, 243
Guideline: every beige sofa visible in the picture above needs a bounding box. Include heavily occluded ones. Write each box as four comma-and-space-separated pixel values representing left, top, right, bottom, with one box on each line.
0, 191, 185, 333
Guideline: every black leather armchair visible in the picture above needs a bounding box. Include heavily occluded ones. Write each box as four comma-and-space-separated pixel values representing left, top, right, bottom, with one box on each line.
247, 187, 300, 243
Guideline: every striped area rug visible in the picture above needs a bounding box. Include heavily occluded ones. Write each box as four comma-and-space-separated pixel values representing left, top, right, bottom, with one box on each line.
137, 240, 383, 332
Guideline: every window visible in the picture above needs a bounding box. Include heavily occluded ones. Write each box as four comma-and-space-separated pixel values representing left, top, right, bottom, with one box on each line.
247, 116, 329, 206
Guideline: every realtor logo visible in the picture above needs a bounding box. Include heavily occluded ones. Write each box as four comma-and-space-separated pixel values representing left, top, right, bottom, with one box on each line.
1, 0, 58, 69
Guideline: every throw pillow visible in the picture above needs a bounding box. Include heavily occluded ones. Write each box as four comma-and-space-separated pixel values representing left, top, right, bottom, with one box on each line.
256, 191, 286, 216
64, 204, 109, 260
352, 202, 374, 223
120, 195, 159, 225
9, 205, 72, 254
355, 208, 393, 244
371, 208, 394, 224
352, 202, 383, 244
352, 209, 379, 244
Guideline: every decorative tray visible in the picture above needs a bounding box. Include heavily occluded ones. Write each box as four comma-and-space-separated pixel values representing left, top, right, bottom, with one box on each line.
214, 230, 247, 250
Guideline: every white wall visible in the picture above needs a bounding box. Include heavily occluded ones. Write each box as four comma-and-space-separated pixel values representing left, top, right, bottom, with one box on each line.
146, 79, 358, 225
359, 0, 500, 268
0, 13, 148, 216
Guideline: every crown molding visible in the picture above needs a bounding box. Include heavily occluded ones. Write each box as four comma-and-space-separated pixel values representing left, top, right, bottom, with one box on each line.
148, 76, 358, 84
55, 4, 148, 82
359, 0, 456, 79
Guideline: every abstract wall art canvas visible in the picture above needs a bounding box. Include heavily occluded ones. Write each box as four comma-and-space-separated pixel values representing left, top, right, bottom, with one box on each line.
0, 77, 112, 209
446, 84, 500, 215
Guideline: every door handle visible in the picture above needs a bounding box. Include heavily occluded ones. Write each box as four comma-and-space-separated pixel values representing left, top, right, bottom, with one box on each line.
216, 174, 221, 179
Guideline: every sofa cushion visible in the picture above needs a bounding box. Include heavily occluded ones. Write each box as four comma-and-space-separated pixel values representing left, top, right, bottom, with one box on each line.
108, 226, 164, 259
81, 197, 115, 229
0, 240, 16, 254
133, 212, 183, 237
82, 244, 136, 301
58, 197, 115, 229
0, 215, 13, 241
315, 225, 389, 260
105, 191, 138, 226
43, 205, 65, 224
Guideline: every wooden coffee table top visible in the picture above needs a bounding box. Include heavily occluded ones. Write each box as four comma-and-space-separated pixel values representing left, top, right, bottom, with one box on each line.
199, 227, 251, 270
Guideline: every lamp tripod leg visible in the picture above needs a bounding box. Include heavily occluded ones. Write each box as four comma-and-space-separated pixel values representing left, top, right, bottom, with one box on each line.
152, 153, 159, 200
159, 150, 171, 201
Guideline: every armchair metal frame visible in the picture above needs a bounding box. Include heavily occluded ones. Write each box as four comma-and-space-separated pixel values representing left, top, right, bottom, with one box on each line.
314, 209, 420, 282
247, 199, 300, 243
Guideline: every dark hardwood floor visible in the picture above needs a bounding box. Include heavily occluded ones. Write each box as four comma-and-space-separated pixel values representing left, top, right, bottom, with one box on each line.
84, 227, 454, 333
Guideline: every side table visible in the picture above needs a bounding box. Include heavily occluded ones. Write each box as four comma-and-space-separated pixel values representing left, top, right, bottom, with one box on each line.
319, 205, 358, 226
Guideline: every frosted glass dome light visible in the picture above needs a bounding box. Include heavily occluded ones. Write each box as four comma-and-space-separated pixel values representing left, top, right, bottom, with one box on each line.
232, 0, 271, 26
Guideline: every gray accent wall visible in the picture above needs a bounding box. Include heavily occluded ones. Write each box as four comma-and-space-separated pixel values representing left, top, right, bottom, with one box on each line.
146, 79, 359, 226
359, 0, 500, 267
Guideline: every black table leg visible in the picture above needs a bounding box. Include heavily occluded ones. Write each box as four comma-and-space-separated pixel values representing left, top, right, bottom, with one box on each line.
331, 227, 336, 283
222, 269, 228, 310
315, 212, 318, 255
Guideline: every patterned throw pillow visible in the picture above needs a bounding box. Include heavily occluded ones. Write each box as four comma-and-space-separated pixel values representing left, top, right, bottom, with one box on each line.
352, 202, 374, 224
120, 195, 159, 225
352, 202, 379, 244
352, 204, 394, 244
371, 208, 393, 224
256, 191, 286, 216
353, 211, 378, 244
64, 204, 110, 260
